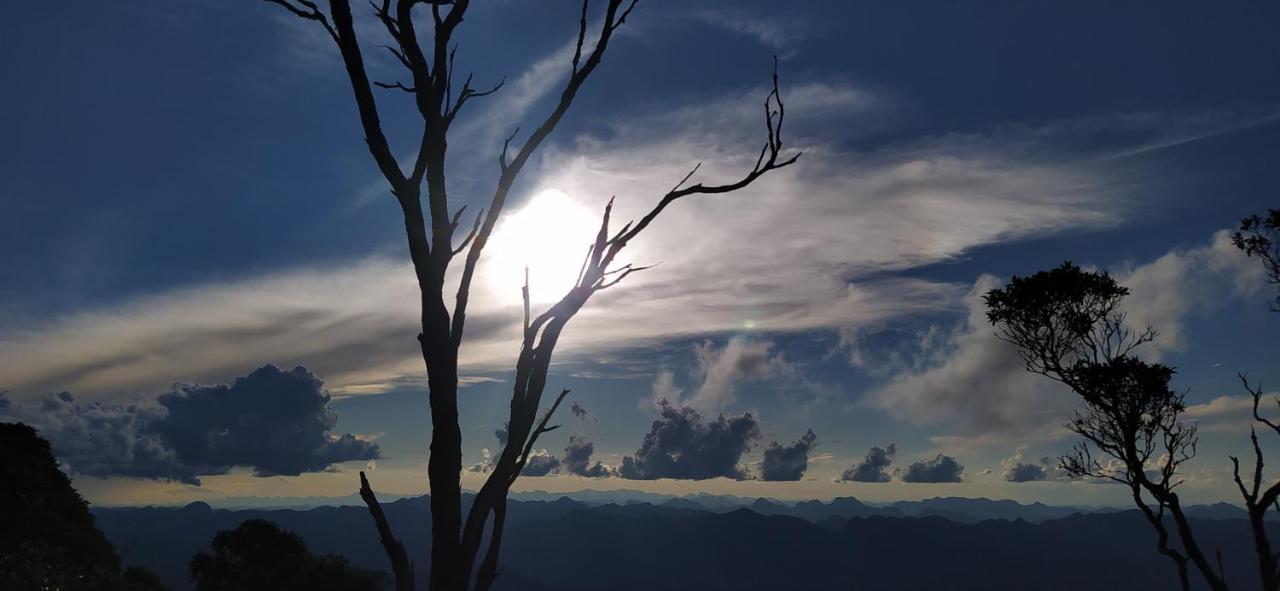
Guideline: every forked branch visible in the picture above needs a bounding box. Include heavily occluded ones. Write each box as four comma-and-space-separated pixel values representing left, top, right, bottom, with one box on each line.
451, 0, 639, 347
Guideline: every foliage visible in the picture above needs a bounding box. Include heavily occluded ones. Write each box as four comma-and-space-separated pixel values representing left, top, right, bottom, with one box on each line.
189, 519, 387, 591
0, 422, 168, 591
985, 263, 1224, 591
1232, 208, 1280, 309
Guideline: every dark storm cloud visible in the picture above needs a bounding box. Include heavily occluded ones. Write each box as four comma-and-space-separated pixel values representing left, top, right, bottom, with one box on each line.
563, 435, 610, 478
760, 429, 817, 481
0, 365, 378, 485
839, 443, 897, 483
570, 401, 589, 420
901, 454, 965, 483
618, 400, 759, 480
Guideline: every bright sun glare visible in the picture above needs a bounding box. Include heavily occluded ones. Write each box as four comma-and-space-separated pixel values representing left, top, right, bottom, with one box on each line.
486, 189, 602, 303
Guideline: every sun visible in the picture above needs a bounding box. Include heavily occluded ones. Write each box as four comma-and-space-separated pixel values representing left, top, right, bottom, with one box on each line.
485, 189, 602, 304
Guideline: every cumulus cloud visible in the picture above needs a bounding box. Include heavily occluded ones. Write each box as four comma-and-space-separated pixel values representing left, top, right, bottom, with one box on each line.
468, 448, 494, 474
760, 429, 817, 481
520, 449, 562, 477
0, 365, 378, 485
839, 443, 897, 483
618, 400, 759, 480
471, 436, 611, 478
562, 436, 611, 478
4, 392, 189, 482
1000, 447, 1070, 483
900, 454, 965, 483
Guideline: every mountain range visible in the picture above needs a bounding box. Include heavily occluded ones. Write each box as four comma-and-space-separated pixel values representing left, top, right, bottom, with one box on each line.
94, 492, 1271, 590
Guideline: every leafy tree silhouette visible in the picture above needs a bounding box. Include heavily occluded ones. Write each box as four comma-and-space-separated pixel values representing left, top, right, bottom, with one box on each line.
189, 519, 387, 591
984, 263, 1226, 591
0, 422, 168, 591
257, 2, 799, 589
1234, 208, 1280, 310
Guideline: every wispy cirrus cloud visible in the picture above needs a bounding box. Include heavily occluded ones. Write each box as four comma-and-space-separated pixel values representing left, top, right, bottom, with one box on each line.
687, 6, 806, 50
2, 73, 1161, 403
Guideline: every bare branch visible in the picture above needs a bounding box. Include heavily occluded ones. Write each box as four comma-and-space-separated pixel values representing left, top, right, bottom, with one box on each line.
499, 127, 520, 172
374, 80, 416, 93
263, 0, 338, 42
380, 45, 412, 69
611, 0, 638, 32
359, 471, 413, 591
1244, 373, 1280, 435
513, 388, 572, 481
451, 207, 484, 256
601, 56, 800, 270
571, 0, 589, 74
447, 74, 506, 123
595, 263, 658, 291
452, 0, 636, 347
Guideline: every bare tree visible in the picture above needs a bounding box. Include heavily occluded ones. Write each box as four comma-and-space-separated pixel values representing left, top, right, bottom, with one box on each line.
984, 262, 1228, 591
258, 2, 798, 590
1230, 376, 1280, 591
1229, 208, 1280, 591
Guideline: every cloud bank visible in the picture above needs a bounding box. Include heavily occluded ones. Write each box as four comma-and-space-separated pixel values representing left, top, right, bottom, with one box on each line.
0, 365, 377, 485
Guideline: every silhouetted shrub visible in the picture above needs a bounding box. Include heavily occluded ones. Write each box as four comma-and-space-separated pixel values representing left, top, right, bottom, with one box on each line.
0, 421, 168, 591
189, 519, 387, 591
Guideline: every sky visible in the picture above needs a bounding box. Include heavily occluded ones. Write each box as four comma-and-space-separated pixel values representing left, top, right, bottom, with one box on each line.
2, 0, 1280, 507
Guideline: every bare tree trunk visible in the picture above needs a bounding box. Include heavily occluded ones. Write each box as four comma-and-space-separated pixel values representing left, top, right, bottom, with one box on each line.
1156, 489, 1230, 591
1231, 378, 1280, 591
1130, 484, 1190, 591
422, 338, 462, 590
258, 3, 795, 591
473, 498, 507, 591
1249, 505, 1278, 591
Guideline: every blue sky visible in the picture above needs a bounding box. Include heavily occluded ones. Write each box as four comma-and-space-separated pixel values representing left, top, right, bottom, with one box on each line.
2, 0, 1280, 506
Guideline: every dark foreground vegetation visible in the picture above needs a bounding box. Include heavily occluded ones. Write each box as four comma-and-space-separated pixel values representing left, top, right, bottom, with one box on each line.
0, 423, 166, 591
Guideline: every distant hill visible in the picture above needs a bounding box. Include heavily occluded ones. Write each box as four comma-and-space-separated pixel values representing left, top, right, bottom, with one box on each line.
168, 487, 1260, 524
96, 494, 1270, 591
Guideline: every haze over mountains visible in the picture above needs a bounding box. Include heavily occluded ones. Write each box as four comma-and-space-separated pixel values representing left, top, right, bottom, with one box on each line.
96, 492, 1271, 591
